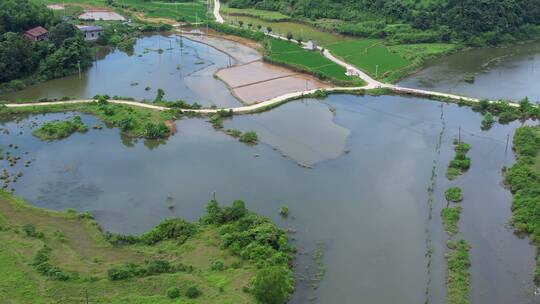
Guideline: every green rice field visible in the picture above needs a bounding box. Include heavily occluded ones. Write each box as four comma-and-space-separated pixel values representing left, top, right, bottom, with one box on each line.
325, 39, 412, 79
267, 38, 362, 84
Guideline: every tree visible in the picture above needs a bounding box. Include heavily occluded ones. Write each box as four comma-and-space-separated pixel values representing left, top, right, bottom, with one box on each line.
155, 88, 165, 102
286, 32, 293, 40
252, 266, 293, 304
50, 22, 76, 47
266, 26, 272, 34
38, 36, 92, 80
0, 32, 41, 82
238, 20, 244, 27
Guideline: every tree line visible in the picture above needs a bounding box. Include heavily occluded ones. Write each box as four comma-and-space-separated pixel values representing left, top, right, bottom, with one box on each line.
226, 0, 540, 45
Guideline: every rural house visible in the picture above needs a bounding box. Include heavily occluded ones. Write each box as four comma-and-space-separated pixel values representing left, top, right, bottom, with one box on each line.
76, 25, 103, 42
23, 26, 49, 41
305, 40, 317, 51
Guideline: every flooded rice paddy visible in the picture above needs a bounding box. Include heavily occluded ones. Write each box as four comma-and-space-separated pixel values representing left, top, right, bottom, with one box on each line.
0, 34, 241, 108
399, 42, 540, 103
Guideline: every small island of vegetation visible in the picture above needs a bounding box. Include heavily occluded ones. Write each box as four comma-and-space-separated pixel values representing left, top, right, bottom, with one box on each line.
32, 115, 87, 141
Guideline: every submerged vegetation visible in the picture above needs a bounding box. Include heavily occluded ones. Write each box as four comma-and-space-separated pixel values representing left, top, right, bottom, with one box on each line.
505, 126, 540, 282
0, 191, 294, 303
446, 239, 472, 304
445, 187, 464, 203
32, 115, 87, 141
441, 207, 462, 236
447, 141, 471, 180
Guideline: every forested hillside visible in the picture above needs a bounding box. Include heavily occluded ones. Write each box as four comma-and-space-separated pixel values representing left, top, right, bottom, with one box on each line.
0, 0, 92, 91
226, 0, 540, 45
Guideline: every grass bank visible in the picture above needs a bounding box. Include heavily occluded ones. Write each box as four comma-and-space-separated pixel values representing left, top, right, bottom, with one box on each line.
0, 191, 294, 303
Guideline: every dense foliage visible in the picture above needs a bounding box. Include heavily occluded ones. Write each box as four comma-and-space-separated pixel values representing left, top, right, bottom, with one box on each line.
226, 0, 540, 45
505, 126, 540, 282
0, 0, 92, 90
204, 199, 294, 303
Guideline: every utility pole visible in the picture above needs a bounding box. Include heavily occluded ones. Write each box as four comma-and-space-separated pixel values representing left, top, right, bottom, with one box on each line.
506, 133, 510, 152
458, 126, 461, 144
78, 60, 81, 80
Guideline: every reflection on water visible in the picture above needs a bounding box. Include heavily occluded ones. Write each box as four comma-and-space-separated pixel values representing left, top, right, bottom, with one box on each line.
1, 94, 536, 304
0, 34, 241, 107
224, 99, 350, 166
400, 42, 540, 102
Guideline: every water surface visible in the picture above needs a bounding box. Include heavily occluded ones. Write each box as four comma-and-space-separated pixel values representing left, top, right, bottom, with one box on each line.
0, 35, 241, 107
1, 94, 536, 304
400, 42, 540, 102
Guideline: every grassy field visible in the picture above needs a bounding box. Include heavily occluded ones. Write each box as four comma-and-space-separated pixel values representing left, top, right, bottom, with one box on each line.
325, 39, 412, 80
33, 0, 210, 22
266, 38, 363, 85
221, 6, 290, 21
0, 191, 258, 303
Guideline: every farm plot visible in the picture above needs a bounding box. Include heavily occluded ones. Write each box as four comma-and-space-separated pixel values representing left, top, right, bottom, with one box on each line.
325, 39, 412, 79
267, 39, 361, 84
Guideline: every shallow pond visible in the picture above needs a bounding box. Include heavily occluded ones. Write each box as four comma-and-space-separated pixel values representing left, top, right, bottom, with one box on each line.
399, 42, 540, 103
0, 34, 241, 108
1, 94, 536, 304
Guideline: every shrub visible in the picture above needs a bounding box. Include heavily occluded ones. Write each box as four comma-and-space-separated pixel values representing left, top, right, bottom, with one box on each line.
226, 129, 242, 137
22, 223, 43, 238
185, 286, 201, 298
139, 218, 197, 245
144, 122, 169, 139
447, 141, 471, 180
481, 112, 495, 130
167, 287, 180, 299
210, 259, 225, 271
252, 266, 293, 304
239, 131, 258, 144
445, 187, 463, 202
279, 205, 289, 217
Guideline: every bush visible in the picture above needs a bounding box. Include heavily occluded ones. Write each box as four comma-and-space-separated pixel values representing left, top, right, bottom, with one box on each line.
144, 122, 169, 139
210, 259, 225, 271
185, 286, 201, 298
252, 266, 293, 304
22, 223, 43, 238
239, 131, 258, 144
481, 112, 495, 130
139, 218, 197, 245
445, 187, 463, 202
279, 205, 289, 217
167, 287, 180, 299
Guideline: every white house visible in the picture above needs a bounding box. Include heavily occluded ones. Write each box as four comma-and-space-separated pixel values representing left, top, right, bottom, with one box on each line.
305, 40, 317, 51
76, 25, 103, 42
